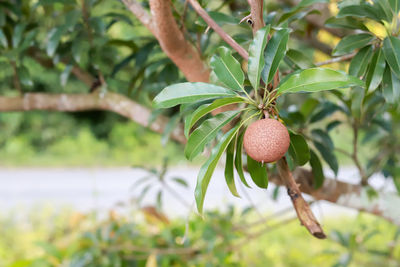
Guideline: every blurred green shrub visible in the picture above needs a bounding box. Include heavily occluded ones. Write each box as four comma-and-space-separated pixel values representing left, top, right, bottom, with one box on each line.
2, 206, 399, 267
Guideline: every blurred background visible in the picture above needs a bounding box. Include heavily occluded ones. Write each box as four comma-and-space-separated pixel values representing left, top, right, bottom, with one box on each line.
1, 0, 400, 266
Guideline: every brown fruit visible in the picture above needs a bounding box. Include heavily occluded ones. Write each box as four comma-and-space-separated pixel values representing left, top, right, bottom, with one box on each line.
243, 118, 290, 163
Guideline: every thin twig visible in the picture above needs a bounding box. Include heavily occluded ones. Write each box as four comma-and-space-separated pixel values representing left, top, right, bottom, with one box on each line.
187, 0, 249, 60
315, 52, 356, 66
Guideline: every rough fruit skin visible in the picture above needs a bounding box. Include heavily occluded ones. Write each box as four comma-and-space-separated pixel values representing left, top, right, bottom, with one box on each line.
243, 118, 290, 163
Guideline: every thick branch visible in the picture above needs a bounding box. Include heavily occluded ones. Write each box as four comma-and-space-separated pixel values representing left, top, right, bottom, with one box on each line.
0, 93, 186, 144
149, 0, 209, 82
187, 0, 249, 60
249, 0, 265, 34
277, 158, 326, 239
121, 0, 157, 36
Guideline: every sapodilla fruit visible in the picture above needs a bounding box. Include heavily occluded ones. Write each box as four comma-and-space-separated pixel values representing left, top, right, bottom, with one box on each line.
243, 118, 290, 163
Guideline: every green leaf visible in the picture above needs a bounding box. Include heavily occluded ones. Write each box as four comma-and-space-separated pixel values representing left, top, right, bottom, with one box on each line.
46, 26, 67, 57
310, 102, 344, 123
300, 98, 319, 117
248, 25, 270, 90
17, 66, 33, 87
210, 47, 245, 92
0, 29, 8, 48
349, 45, 374, 77
333, 34, 374, 56
195, 125, 240, 213
276, 68, 363, 95
12, 23, 26, 48
225, 139, 240, 197
234, 129, 250, 188
278, 0, 329, 24
185, 110, 240, 160
60, 64, 73, 87
154, 82, 236, 108
184, 96, 244, 138
389, 0, 399, 13
376, 0, 393, 22
161, 114, 180, 146
311, 129, 334, 150
382, 36, 400, 79
262, 28, 290, 83
350, 86, 365, 119
288, 131, 310, 166
382, 66, 400, 104
325, 17, 369, 31
172, 177, 188, 188
247, 155, 268, 188
286, 49, 316, 69
313, 141, 338, 176
337, 4, 381, 21
310, 149, 325, 189
365, 48, 386, 91
326, 120, 342, 132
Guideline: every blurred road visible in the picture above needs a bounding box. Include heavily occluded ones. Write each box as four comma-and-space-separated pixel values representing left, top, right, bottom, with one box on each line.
0, 166, 389, 219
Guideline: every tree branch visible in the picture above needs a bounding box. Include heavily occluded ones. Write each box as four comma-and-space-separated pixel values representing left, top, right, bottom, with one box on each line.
122, 0, 210, 82
187, 0, 249, 60
276, 159, 326, 238
249, 0, 265, 34
0, 92, 186, 144
121, 0, 157, 36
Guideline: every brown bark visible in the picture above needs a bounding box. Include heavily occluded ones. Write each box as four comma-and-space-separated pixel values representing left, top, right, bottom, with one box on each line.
0, 92, 186, 144
149, 0, 210, 82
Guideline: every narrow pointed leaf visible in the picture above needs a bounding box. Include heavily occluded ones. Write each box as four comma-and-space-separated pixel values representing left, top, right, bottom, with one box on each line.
366, 48, 386, 91
349, 45, 373, 77
248, 25, 270, 90
389, 0, 399, 13
376, 0, 393, 22
382, 36, 400, 79
382, 66, 400, 104
185, 110, 240, 160
337, 4, 381, 21
247, 155, 268, 188
311, 129, 334, 150
0, 29, 7, 48
210, 47, 244, 91
325, 17, 369, 31
234, 129, 250, 187
46, 26, 67, 57
276, 68, 363, 95
278, 0, 328, 24
154, 82, 236, 108
288, 131, 310, 166
12, 23, 26, 48
310, 149, 325, 189
286, 49, 315, 69
195, 125, 240, 213
262, 28, 290, 83
184, 97, 244, 137
225, 139, 240, 197
17, 66, 33, 87
313, 141, 338, 176
333, 34, 374, 56
350, 86, 365, 119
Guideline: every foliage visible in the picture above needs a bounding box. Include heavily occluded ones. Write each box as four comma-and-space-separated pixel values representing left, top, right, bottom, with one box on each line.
1, 206, 399, 267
